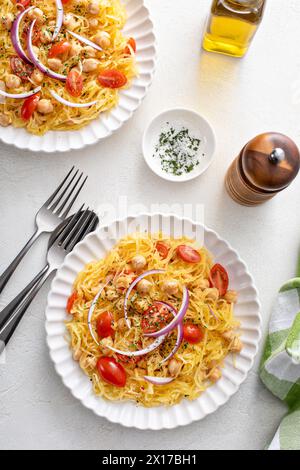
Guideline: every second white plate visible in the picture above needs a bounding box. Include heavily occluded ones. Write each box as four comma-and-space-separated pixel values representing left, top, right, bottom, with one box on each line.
0, 0, 156, 153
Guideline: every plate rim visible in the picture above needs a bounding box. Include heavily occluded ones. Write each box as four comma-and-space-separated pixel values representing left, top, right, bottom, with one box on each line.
0, 0, 157, 154
45, 212, 262, 429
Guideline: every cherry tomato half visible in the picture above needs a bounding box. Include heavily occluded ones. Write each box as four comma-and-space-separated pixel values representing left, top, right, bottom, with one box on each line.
124, 37, 136, 56
66, 291, 78, 314
10, 57, 34, 82
21, 93, 40, 121
183, 323, 204, 344
155, 241, 169, 260
97, 357, 126, 387
97, 70, 127, 89
66, 69, 83, 98
176, 245, 201, 264
141, 302, 172, 334
96, 311, 114, 339
48, 41, 71, 58
66, 69, 83, 97
62, 0, 71, 3
15, 0, 31, 7
209, 264, 229, 297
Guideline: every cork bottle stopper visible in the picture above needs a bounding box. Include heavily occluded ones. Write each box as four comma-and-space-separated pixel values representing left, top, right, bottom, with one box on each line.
240, 132, 300, 192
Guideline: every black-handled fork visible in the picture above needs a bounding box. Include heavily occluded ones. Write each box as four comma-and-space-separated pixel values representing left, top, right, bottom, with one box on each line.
0, 207, 98, 350
0, 167, 87, 294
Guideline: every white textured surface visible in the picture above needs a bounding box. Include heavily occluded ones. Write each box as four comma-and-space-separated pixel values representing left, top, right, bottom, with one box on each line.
0, 0, 298, 449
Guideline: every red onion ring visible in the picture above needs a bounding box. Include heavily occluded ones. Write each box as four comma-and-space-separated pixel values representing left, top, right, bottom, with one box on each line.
143, 376, 174, 385
154, 301, 184, 364
144, 287, 189, 338
27, 20, 67, 81
67, 30, 103, 52
50, 90, 97, 108
0, 86, 41, 99
11, 6, 35, 65
53, 0, 64, 41
123, 269, 165, 328
98, 335, 166, 357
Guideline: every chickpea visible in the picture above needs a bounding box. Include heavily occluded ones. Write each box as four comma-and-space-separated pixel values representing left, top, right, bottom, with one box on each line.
205, 287, 219, 302
84, 46, 97, 58
89, 18, 99, 29
31, 69, 44, 85
117, 318, 129, 332
5, 74, 21, 89
63, 13, 77, 31
72, 347, 82, 361
28, 8, 44, 25
69, 42, 82, 58
168, 358, 182, 377
88, 1, 100, 15
40, 26, 52, 44
48, 58, 62, 72
222, 330, 235, 342
37, 99, 54, 115
229, 337, 243, 353
1, 13, 14, 31
93, 31, 111, 49
198, 279, 210, 289
100, 337, 113, 356
82, 58, 100, 72
105, 288, 118, 301
0, 113, 11, 127
162, 279, 179, 296
131, 254, 146, 272
224, 290, 238, 304
137, 279, 152, 294
32, 46, 40, 57
79, 354, 97, 369
210, 368, 222, 383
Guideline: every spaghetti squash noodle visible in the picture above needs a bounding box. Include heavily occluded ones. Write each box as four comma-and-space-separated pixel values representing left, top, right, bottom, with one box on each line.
66, 233, 243, 407
0, 0, 137, 135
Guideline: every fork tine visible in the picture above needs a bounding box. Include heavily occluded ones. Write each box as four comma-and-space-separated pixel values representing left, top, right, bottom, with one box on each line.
59, 175, 88, 219
54, 204, 85, 246
63, 209, 93, 251
69, 212, 98, 251
48, 170, 79, 212
44, 166, 75, 207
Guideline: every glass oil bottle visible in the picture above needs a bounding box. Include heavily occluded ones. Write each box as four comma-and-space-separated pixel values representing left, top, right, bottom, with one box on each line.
203, 0, 266, 58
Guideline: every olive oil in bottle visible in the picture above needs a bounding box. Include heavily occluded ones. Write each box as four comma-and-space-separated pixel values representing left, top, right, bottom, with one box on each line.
203, 0, 266, 57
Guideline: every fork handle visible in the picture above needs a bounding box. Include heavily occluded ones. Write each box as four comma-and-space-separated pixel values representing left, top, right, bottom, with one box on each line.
0, 265, 51, 347
0, 228, 42, 295
0, 263, 50, 332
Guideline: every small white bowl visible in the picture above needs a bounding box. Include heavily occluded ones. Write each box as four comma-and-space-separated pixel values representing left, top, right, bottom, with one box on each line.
143, 108, 216, 182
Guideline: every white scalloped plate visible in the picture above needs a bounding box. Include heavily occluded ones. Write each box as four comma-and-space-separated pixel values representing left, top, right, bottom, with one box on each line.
0, 0, 156, 153
45, 213, 261, 429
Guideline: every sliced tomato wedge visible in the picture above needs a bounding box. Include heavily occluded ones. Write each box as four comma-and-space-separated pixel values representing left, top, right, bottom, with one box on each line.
141, 302, 172, 334
97, 357, 126, 387
176, 245, 201, 264
66, 291, 78, 314
66, 69, 83, 97
155, 241, 169, 260
96, 311, 114, 339
10, 57, 34, 82
183, 323, 204, 344
62, 0, 71, 3
48, 41, 71, 58
97, 70, 127, 89
22, 23, 40, 46
21, 93, 40, 121
209, 264, 229, 296
124, 37, 136, 56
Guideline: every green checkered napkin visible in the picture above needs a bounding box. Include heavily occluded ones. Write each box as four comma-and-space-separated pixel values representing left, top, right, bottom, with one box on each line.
260, 269, 300, 450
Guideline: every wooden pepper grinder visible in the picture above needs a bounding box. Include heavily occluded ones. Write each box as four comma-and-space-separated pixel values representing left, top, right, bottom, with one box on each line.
225, 132, 300, 206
